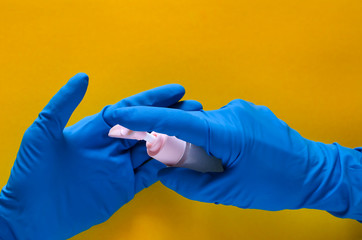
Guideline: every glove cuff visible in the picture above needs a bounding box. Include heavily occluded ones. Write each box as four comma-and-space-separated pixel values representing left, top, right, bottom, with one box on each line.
0, 214, 16, 240
305, 142, 362, 221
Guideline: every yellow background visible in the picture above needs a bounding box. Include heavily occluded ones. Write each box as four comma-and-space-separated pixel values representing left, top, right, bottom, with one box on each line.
1, 0, 362, 239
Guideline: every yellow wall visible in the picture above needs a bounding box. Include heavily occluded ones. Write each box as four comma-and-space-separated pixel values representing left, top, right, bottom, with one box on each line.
1, 0, 362, 239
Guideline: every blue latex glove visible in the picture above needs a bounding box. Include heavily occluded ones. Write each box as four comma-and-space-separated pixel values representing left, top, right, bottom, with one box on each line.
107, 98, 362, 221
0, 74, 202, 240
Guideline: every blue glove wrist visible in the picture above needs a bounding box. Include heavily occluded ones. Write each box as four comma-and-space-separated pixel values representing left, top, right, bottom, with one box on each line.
0, 219, 15, 240
0, 199, 16, 240
294, 140, 362, 220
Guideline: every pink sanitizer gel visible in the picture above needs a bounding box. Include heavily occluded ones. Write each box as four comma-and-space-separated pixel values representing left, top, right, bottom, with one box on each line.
108, 125, 224, 173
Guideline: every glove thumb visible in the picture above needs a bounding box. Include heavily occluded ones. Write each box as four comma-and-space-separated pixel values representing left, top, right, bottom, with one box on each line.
34, 73, 89, 139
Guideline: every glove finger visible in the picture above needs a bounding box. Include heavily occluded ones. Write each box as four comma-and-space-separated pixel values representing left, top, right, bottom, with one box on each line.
158, 167, 221, 203
109, 106, 209, 149
130, 100, 204, 169
170, 100, 203, 111
134, 159, 165, 194
33, 73, 88, 139
104, 84, 185, 126
130, 142, 150, 169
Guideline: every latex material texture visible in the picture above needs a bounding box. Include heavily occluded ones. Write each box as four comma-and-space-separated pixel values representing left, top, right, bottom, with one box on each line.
0, 75, 203, 240
108, 98, 362, 221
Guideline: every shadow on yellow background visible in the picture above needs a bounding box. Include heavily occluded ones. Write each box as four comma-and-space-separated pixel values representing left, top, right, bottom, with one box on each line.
0, 0, 361, 239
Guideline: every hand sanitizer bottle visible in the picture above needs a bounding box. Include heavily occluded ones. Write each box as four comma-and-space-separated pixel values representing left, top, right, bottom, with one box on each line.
108, 125, 224, 173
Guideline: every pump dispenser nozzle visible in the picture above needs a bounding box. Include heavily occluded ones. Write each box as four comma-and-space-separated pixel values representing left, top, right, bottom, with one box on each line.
108, 124, 156, 143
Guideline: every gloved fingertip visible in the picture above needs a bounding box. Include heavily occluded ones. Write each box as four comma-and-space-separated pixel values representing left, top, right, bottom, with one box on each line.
66, 73, 89, 94
153, 84, 186, 103
102, 107, 132, 128
166, 83, 185, 95
171, 100, 203, 111
74, 72, 89, 82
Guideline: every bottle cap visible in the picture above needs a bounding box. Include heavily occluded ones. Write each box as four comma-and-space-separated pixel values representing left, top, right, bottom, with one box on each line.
146, 132, 187, 166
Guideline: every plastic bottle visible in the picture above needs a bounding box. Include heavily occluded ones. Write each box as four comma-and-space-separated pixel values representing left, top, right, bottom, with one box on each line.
108, 125, 224, 173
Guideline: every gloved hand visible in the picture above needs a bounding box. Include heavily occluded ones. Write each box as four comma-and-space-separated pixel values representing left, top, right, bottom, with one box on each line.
0, 74, 202, 240
107, 98, 362, 221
